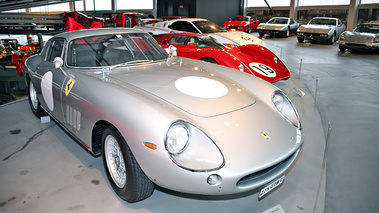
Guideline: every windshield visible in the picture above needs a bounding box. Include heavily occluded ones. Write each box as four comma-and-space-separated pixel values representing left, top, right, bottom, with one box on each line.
232, 17, 249, 22
193, 20, 227, 33
355, 24, 379, 33
268, 18, 288, 24
309, 18, 336, 26
67, 33, 168, 67
187, 35, 224, 49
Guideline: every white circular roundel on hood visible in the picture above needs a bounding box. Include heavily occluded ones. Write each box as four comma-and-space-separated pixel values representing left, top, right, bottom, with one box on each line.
249, 63, 276, 77
175, 76, 228, 98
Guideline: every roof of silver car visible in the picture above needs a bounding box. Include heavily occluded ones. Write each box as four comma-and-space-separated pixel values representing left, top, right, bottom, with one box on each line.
53, 28, 145, 41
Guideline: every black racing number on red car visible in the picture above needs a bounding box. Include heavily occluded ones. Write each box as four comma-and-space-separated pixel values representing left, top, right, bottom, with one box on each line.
249, 63, 276, 77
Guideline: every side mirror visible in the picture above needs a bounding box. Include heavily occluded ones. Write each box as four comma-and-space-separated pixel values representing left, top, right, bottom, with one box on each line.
168, 45, 177, 57
53, 57, 67, 75
53, 57, 63, 69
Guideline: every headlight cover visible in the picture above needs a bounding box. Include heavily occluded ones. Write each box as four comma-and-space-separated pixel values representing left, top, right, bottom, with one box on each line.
373, 36, 379, 43
238, 63, 245, 72
339, 32, 346, 41
272, 90, 300, 128
165, 121, 224, 171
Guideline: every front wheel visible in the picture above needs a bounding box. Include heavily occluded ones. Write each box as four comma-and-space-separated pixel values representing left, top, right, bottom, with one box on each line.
339, 45, 346, 52
329, 34, 336, 44
28, 79, 45, 118
285, 27, 290, 37
259, 32, 265, 37
102, 126, 154, 203
297, 36, 304, 43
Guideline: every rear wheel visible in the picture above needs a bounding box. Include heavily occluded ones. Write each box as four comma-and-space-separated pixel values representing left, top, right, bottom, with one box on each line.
102, 126, 154, 203
297, 36, 304, 43
28, 79, 44, 118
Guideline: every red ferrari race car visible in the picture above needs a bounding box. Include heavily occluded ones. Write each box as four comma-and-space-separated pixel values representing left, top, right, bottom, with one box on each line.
154, 33, 290, 83
222, 16, 260, 33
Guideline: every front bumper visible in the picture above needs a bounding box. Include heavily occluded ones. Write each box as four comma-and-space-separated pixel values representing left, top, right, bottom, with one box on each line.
297, 32, 331, 41
339, 42, 379, 52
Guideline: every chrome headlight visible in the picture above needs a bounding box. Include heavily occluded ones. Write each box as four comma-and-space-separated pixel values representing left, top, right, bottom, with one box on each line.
339, 32, 346, 41
373, 36, 379, 43
238, 63, 245, 72
272, 90, 300, 128
165, 121, 224, 171
274, 56, 278, 63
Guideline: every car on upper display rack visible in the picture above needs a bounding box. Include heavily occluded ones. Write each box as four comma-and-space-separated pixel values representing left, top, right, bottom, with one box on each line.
24, 28, 303, 203
338, 22, 379, 52
257, 17, 300, 38
134, 18, 266, 46
296, 17, 345, 44
222, 15, 260, 33
153, 33, 290, 83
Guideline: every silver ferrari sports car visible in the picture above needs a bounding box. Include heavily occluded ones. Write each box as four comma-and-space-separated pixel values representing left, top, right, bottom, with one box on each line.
297, 17, 345, 44
24, 28, 303, 203
257, 17, 300, 38
338, 22, 379, 52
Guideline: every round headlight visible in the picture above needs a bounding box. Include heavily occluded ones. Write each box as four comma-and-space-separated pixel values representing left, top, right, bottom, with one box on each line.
272, 90, 300, 128
373, 36, 379, 43
274, 56, 278, 63
272, 91, 284, 112
166, 125, 189, 154
238, 63, 244, 72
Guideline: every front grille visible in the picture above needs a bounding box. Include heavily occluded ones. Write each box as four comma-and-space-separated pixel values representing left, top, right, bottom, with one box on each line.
345, 43, 367, 47
236, 152, 296, 187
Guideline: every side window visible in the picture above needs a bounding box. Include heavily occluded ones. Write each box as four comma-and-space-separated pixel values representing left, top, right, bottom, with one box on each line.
168, 35, 189, 45
46, 39, 64, 63
170, 21, 198, 33
290, 19, 294, 24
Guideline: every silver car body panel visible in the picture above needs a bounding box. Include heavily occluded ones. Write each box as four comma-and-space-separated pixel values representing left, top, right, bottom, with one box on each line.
24, 28, 303, 195
297, 17, 345, 41
338, 23, 379, 51
257, 17, 299, 35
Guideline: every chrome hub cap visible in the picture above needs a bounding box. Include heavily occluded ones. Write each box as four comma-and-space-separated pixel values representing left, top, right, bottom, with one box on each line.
105, 135, 126, 188
29, 82, 38, 110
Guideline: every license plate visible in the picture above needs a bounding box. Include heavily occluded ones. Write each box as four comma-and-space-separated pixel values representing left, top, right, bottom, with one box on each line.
258, 175, 285, 198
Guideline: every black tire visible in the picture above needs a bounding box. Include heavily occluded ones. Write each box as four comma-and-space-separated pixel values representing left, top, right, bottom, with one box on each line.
285, 27, 290, 37
102, 126, 154, 203
297, 36, 304, 43
28, 79, 45, 118
259, 32, 265, 38
339, 45, 346, 52
247, 25, 251, 33
200, 57, 218, 64
329, 33, 336, 45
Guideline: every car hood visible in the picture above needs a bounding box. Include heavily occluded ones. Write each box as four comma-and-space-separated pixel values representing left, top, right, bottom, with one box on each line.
298, 24, 333, 33
108, 58, 256, 117
258, 23, 286, 30
342, 31, 378, 41
209, 31, 266, 46
223, 21, 247, 26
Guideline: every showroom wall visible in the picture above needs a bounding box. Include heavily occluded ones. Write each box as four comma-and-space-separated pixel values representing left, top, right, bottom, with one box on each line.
156, 0, 242, 25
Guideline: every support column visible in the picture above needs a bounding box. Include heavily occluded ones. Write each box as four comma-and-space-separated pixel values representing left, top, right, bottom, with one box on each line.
289, 0, 299, 20
347, 0, 360, 31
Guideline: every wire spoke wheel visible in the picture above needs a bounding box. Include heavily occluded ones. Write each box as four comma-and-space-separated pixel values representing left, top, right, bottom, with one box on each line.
104, 134, 127, 188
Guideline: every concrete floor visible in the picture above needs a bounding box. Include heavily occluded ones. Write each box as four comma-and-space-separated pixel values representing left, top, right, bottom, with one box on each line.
0, 33, 378, 212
